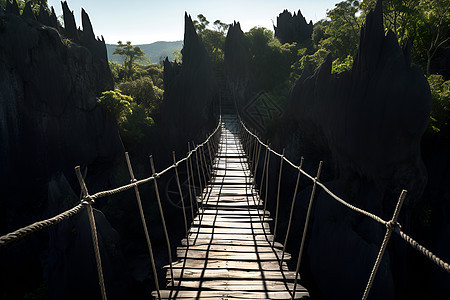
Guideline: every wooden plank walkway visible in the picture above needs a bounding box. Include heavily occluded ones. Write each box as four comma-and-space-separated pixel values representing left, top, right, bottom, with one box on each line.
153, 115, 309, 299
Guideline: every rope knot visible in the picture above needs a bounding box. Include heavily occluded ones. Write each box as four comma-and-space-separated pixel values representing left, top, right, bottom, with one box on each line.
131, 179, 137, 183
154, 173, 161, 179
386, 220, 400, 231
81, 195, 95, 206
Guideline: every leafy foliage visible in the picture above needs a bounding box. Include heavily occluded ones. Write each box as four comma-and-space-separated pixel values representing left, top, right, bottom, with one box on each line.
117, 76, 163, 119
97, 89, 132, 124
113, 41, 146, 80
0, 0, 50, 14
428, 74, 450, 135
332, 55, 354, 74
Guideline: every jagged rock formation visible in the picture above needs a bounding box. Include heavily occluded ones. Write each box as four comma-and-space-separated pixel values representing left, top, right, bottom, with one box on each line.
0, 1, 127, 298
224, 22, 251, 109
161, 13, 218, 149
274, 9, 313, 45
281, 0, 431, 298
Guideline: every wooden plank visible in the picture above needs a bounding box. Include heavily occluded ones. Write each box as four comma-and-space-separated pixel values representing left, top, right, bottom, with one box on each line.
167, 269, 298, 281
152, 290, 308, 300
166, 259, 290, 271
181, 238, 283, 248
175, 250, 290, 261
166, 279, 305, 291
177, 244, 279, 253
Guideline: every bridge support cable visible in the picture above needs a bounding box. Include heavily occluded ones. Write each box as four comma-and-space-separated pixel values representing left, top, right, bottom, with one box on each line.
273, 148, 286, 247
362, 190, 407, 300
193, 142, 204, 203
258, 143, 269, 206
184, 149, 194, 221
172, 151, 189, 238
253, 142, 262, 185
124, 152, 161, 299
149, 155, 175, 287
187, 143, 200, 215
75, 166, 108, 300
282, 156, 304, 264
292, 160, 323, 299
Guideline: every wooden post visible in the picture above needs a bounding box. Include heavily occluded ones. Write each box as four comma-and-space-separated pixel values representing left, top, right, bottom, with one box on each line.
149, 155, 174, 285
74, 166, 107, 300
273, 148, 286, 245
362, 190, 407, 300
282, 157, 304, 264
292, 161, 323, 299
124, 153, 160, 299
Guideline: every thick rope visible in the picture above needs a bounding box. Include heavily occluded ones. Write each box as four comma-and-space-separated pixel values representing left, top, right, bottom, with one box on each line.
395, 227, 450, 273
0, 203, 85, 247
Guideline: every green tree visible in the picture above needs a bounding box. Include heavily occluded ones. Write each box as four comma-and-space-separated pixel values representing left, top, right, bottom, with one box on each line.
113, 41, 146, 80
97, 89, 132, 124
193, 14, 209, 33
428, 74, 450, 135
332, 54, 354, 74
117, 76, 163, 117
319, 0, 362, 60
1, 0, 49, 13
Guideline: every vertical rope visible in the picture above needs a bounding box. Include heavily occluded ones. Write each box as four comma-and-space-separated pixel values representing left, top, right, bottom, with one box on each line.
193, 142, 204, 202
206, 135, 214, 175
188, 143, 199, 214
258, 144, 269, 205
262, 147, 271, 224
185, 147, 195, 220
292, 160, 323, 299
173, 151, 189, 237
362, 190, 407, 300
200, 145, 209, 184
74, 166, 107, 300
149, 155, 174, 286
282, 157, 304, 264
273, 148, 286, 245
124, 153, 160, 299
253, 143, 262, 186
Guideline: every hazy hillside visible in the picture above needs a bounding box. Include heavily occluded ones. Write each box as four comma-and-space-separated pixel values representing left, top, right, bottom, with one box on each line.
106, 41, 183, 64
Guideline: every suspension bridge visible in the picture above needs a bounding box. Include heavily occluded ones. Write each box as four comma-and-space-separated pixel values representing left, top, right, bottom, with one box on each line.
0, 112, 449, 300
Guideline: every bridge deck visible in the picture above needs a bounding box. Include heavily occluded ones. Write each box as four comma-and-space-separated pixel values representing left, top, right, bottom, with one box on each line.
153, 115, 309, 299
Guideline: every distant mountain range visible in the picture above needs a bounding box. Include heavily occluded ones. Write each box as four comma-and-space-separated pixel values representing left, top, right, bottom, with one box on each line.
106, 41, 183, 64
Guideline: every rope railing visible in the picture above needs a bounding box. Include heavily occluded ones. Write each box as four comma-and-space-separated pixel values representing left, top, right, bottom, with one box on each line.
0, 116, 222, 300
237, 116, 450, 300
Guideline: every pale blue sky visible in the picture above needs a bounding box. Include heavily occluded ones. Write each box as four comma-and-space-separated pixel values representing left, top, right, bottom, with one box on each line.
48, 0, 341, 44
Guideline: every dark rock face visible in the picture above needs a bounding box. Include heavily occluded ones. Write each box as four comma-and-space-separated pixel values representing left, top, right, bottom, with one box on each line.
224, 22, 251, 109
161, 13, 218, 149
284, 1, 431, 298
274, 9, 313, 45
0, 2, 126, 298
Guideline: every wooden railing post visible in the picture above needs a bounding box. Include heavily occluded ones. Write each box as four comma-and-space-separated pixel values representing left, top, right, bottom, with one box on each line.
362, 190, 407, 300
75, 166, 107, 300
292, 160, 323, 299
124, 153, 160, 299
282, 157, 304, 264
273, 148, 286, 245
149, 155, 174, 285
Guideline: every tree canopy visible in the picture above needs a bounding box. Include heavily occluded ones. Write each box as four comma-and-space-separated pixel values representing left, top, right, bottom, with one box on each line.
113, 41, 146, 81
